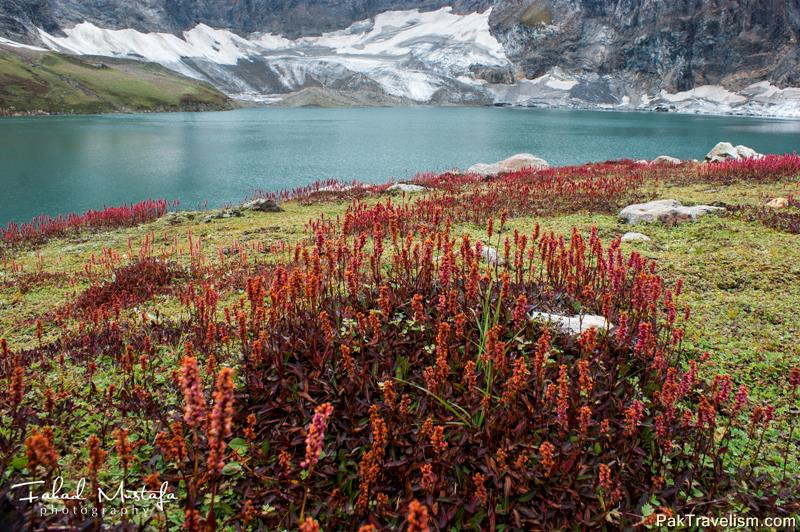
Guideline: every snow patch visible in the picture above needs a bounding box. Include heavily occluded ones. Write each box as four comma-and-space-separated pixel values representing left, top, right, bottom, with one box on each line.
659, 85, 747, 106
37, 7, 509, 103
0, 36, 47, 51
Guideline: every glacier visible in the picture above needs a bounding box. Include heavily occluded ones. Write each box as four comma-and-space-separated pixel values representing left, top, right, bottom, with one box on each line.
30, 7, 800, 116
38, 8, 508, 105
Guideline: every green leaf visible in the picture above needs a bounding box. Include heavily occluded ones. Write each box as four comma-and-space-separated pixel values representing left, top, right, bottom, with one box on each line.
229, 437, 248, 454
11, 456, 28, 471
221, 461, 242, 476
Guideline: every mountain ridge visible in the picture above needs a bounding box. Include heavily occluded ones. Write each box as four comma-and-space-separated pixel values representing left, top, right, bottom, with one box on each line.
1, 1, 799, 116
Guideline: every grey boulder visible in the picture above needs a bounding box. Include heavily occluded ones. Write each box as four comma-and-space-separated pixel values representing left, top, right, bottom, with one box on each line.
468, 153, 549, 177
388, 183, 427, 193
621, 232, 652, 242
530, 311, 612, 335
242, 198, 283, 212
653, 155, 682, 165
480, 245, 504, 266
704, 142, 764, 163
619, 199, 724, 225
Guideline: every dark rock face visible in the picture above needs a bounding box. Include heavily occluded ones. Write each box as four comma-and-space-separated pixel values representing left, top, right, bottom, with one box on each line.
489, 0, 800, 90
471, 64, 516, 84
3, 0, 493, 40
0, 0, 59, 41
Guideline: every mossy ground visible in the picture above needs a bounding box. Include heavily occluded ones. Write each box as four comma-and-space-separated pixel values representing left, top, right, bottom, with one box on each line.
2, 177, 799, 484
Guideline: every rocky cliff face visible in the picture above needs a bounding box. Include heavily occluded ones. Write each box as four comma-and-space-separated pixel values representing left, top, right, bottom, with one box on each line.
490, 0, 800, 91
1, 0, 492, 40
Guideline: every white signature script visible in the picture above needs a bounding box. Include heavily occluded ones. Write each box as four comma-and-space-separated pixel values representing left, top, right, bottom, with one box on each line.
11, 477, 177, 511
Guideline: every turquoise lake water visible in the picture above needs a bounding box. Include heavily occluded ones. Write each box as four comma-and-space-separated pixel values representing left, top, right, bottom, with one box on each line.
1, 107, 799, 224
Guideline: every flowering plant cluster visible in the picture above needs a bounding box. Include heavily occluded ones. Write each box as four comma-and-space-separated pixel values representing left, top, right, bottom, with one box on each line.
1, 156, 799, 530
1, 199, 174, 246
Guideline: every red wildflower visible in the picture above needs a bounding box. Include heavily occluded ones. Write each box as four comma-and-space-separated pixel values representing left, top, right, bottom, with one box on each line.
301, 402, 334, 470
473, 472, 487, 505
179, 352, 206, 428
598, 463, 612, 491
556, 364, 570, 431
624, 400, 644, 437
734, 384, 749, 413
513, 293, 528, 327
577, 359, 593, 396
533, 329, 551, 382
539, 441, 555, 477
299, 518, 320, 532
411, 293, 425, 322
578, 405, 592, 437
184, 508, 202, 531
25, 427, 58, 471
430, 425, 447, 454
207, 367, 235, 476
406, 500, 430, 532
113, 427, 134, 469
420, 463, 436, 492
502, 356, 529, 404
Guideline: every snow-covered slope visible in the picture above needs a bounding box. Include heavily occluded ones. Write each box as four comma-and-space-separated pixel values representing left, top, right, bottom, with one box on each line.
488, 72, 800, 118
39, 8, 509, 105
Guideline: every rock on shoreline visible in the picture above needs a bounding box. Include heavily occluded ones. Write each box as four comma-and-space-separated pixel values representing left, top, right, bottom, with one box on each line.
468, 153, 549, 177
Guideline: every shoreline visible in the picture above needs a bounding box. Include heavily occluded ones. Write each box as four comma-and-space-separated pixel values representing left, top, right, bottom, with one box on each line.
3, 101, 800, 121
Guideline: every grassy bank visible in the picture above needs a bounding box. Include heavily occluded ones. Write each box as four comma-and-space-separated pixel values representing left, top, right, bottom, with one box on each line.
0, 45, 232, 115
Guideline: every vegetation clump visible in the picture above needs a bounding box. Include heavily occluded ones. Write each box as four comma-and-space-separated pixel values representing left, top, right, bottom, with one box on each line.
0, 155, 799, 530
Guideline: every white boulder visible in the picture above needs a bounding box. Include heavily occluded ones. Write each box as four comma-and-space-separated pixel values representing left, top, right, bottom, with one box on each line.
388, 183, 427, 193
619, 199, 724, 225
530, 311, 612, 335
705, 142, 764, 162
653, 155, 682, 165
480, 245, 504, 266
468, 153, 549, 177
621, 232, 652, 242
466, 162, 502, 176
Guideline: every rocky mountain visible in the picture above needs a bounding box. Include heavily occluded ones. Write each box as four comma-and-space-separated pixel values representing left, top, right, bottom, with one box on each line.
1, 0, 799, 116
491, 0, 800, 92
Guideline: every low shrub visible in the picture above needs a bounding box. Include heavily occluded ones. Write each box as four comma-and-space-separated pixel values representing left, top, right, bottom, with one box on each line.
0, 199, 174, 246
726, 195, 800, 234
72, 257, 182, 315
